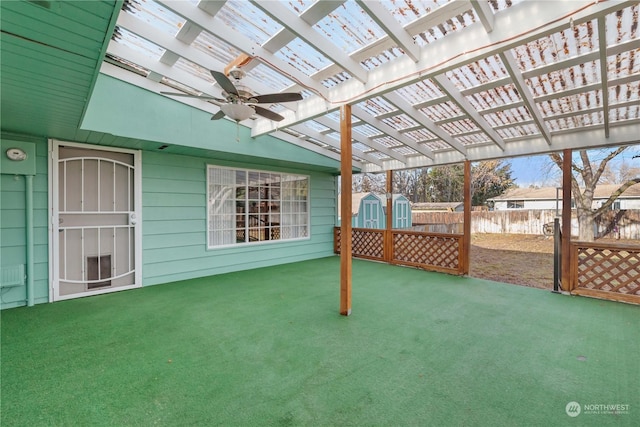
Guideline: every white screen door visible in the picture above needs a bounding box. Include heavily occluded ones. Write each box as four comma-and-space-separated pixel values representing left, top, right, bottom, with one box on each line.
50, 141, 142, 301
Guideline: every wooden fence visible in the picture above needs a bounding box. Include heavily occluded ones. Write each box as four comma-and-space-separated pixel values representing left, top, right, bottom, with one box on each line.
570, 241, 640, 304
412, 209, 640, 238
334, 227, 464, 275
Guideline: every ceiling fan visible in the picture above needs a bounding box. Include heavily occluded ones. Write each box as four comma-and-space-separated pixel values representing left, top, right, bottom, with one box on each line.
161, 67, 302, 122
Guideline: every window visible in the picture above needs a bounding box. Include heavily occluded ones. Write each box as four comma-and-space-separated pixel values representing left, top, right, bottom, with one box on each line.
207, 166, 309, 248
507, 200, 524, 209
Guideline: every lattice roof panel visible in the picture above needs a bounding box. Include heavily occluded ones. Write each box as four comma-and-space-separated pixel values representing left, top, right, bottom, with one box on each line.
98, 0, 640, 172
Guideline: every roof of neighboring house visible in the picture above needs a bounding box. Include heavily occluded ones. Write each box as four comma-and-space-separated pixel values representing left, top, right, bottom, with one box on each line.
489, 183, 640, 201
412, 202, 463, 211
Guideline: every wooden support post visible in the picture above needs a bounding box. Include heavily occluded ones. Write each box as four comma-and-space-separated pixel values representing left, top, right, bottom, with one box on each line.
340, 105, 352, 316
561, 149, 572, 291
385, 170, 393, 262
462, 160, 472, 275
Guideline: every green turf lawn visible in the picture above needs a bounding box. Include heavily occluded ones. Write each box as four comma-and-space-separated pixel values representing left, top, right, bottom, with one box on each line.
1, 257, 638, 426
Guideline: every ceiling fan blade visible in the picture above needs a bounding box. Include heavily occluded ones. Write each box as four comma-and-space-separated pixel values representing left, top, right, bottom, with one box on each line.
210, 70, 239, 96
161, 92, 225, 102
211, 110, 226, 120
253, 106, 284, 122
250, 92, 303, 104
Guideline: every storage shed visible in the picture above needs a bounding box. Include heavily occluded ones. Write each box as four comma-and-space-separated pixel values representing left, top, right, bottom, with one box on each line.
338, 193, 412, 229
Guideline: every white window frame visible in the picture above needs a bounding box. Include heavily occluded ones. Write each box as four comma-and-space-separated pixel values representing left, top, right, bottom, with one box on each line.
207, 165, 310, 249
507, 200, 525, 209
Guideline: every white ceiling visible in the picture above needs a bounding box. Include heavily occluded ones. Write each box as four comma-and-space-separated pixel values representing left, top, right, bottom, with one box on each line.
102, 0, 640, 171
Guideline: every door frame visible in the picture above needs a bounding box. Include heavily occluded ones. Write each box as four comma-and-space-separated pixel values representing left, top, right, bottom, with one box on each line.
48, 139, 143, 301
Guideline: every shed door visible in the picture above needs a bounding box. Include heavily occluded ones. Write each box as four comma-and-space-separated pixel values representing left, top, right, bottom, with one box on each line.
396, 200, 409, 228
363, 199, 379, 228
51, 144, 141, 300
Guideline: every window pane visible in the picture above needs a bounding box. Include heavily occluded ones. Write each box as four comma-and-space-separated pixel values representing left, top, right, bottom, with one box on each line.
208, 167, 236, 246
208, 166, 309, 248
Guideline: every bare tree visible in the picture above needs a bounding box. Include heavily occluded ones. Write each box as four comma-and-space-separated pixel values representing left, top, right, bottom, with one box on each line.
599, 159, 640, 184
392, 170, 417, 198
352, 173, 385, 193
550, 147, 640, 241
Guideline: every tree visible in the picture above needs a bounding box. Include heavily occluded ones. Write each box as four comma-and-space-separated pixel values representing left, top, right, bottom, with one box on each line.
470, 160, 515, 206
426, 164, 464, 202
361, 174, 373, 192
350, 160, 515, 205
549, 147, 640, 241
412, 161, 514, 205
352, 173, 385, 194
392, 170, 417, 199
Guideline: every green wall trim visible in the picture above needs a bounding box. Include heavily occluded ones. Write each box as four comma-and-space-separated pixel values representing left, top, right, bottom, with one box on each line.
82, 74, 341, 170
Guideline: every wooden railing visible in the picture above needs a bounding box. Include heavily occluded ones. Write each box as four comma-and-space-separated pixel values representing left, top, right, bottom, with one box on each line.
570, 241, 640, 304
334, 227, 464, 275
391, 230, 462, 274
334, 228, 385, 261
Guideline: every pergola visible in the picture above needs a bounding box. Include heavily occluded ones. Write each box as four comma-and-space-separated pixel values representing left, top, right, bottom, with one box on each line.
97, 0, 639, 168
2, 0, 639, 311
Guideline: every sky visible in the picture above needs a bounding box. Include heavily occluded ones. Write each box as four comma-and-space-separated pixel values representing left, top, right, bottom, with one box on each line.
508, 145, 640, 187
508, 155, 556, 187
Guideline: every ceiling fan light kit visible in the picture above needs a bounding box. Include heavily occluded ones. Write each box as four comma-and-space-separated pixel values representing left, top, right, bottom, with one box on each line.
161, 67, 302, 123
221, 103, 255, 122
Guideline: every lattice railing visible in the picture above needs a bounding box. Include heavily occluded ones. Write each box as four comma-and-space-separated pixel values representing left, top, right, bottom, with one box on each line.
571, 242, 640, 303
334, 227, 464, 274
392, 230, 462, 274
334, 227, 384, 261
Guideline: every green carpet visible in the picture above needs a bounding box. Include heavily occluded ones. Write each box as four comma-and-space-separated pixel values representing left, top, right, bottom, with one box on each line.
1, 257, 638, 426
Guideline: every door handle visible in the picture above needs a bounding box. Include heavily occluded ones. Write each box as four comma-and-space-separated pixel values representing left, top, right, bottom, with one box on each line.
129, 213, 137, 225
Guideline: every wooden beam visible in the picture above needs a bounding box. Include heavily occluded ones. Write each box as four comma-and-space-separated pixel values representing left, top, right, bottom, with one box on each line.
340, 104, 353, 316
224, 53, 253, 76
385, 170, 393, 262
462, 160, 472, 275
561, 149, 573, 291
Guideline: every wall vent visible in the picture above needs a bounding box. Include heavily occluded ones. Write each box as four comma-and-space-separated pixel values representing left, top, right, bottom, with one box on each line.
0, 264, 25, 289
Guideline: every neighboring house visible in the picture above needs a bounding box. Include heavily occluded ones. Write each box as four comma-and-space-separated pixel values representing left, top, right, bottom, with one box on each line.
338, 193, 412, 229
489, 184, 640, 211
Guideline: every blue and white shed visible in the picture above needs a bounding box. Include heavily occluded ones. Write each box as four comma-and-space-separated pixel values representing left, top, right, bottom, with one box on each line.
338, 193, 412, 229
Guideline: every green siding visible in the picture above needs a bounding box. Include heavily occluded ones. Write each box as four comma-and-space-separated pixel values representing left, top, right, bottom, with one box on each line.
83, 75, 342, 172
1, 138, 49, 309
0, 136, 338, 308
141, 151, 338, 286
